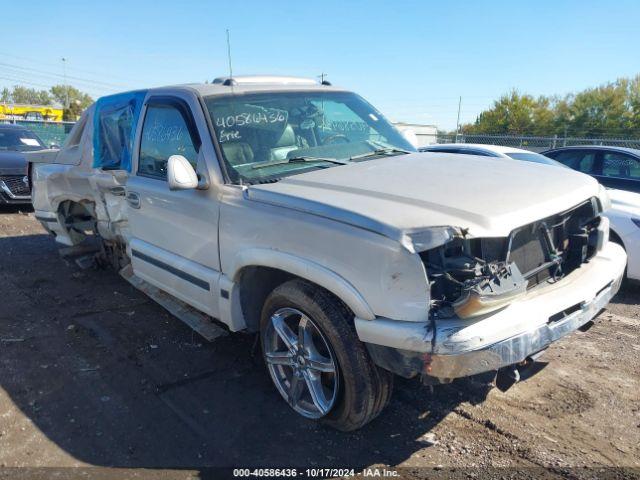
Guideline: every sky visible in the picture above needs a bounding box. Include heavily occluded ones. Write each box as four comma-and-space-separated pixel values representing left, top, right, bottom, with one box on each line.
1, 0, 639, 130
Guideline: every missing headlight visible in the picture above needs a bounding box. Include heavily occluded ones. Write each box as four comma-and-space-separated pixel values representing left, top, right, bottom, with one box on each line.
424, 236, 527, 319
424, 199, 603, 320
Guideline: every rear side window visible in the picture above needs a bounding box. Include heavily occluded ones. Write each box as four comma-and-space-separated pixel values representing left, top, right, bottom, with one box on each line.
93, 91, 146, 171
138, 104, 200, 180
602, 152, 640, 179
552, 150, 596, 173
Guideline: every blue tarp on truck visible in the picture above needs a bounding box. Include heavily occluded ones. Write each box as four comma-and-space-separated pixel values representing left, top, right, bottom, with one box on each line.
92, 90, 147, 171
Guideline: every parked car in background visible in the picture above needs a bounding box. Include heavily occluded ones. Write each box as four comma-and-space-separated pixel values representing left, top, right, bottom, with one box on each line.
0, 123, 45, 205
420, 143, 640, 282
420, 143, 558, 165
28, 77, 625, 430
541, 146, 640, 194
602, 189, 640, 282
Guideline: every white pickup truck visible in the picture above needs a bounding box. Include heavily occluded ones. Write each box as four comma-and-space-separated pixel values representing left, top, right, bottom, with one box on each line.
28, 76, 626, 431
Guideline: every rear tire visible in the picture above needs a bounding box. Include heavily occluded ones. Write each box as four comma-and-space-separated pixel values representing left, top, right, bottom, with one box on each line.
260, 279, 393, 431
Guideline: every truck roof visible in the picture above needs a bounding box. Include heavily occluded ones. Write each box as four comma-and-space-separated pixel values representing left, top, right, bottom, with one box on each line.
96, 76, 349, 105
176, 76, 348, 97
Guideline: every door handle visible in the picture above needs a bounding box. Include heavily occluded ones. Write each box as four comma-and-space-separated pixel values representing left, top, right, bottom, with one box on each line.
126, 191, 141, 209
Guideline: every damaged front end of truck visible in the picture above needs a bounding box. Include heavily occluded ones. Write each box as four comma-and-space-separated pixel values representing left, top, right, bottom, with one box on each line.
423, 197, 606, 322
365, 196, 620, 389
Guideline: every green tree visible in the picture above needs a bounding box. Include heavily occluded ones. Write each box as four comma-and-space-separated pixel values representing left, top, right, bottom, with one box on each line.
8, 86, 52, 105
567, 79, 629, 137
463, 90, 543, 135
463, 74, 640, 138
0, 84, 94, 120
1, 88, 10, 103
530, 96, 555, 136
49, 85, 93, 120
626, 76, 640, 136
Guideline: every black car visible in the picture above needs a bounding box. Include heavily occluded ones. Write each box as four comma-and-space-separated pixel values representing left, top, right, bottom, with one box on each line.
0, 124, 47, 205
542, 146, 640, 194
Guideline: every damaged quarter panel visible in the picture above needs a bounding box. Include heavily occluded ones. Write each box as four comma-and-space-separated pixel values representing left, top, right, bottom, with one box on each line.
30, 105, 131, 246
219, 185, 431, 323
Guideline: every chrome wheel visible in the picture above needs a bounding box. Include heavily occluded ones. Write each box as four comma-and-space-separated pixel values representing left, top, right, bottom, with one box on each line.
263, 307, 339, 419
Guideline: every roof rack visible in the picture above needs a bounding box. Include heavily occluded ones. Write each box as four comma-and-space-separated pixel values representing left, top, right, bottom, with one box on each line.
212, 75, 330, 86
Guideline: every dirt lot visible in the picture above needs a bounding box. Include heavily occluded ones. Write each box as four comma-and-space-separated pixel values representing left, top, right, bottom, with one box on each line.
0, 208, 639, 479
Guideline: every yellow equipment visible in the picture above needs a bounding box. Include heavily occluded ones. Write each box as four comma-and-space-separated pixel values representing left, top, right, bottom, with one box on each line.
0, 104, 64, 122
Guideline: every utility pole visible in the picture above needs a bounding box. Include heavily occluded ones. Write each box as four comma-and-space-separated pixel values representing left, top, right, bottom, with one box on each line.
455, 96, 462, 143
61, 57, 69, 109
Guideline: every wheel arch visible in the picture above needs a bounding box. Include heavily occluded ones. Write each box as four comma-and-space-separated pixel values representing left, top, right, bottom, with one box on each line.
230, 249, 376, 332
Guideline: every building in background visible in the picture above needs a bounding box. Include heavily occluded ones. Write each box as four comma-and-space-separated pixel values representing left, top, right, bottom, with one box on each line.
394, 122, 438, 148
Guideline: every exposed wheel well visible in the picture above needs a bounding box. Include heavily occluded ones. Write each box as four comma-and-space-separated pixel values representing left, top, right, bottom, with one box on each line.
237, 266, 294, 332
57, 199, 96, 224
236, 266, 353, 332
57, 199, 97, 244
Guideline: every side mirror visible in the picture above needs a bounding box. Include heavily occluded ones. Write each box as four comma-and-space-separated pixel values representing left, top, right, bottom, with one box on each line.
49, 143, 60, 149
167, 155, 199, 191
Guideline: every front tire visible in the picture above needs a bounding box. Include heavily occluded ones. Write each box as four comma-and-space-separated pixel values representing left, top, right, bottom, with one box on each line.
260, 279, 393, 431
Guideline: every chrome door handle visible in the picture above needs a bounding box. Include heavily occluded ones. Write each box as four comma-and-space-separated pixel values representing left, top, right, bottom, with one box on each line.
126, 191, 141, 209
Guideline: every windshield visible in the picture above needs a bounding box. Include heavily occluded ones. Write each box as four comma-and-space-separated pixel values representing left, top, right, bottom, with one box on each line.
204, 91, 415, 183
0, 127, 45, 152
507, 152, 567, 168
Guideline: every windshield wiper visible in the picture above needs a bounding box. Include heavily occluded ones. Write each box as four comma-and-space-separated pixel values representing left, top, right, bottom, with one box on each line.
251, 156, 348, 170
350, 147, 412, 161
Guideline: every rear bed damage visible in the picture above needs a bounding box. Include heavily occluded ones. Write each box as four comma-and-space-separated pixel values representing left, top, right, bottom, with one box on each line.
29, 105, 132, 266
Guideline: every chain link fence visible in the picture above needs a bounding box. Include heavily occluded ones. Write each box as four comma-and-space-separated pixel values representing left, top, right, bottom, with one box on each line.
435, 133, 640, 152
2, 120, 76, 147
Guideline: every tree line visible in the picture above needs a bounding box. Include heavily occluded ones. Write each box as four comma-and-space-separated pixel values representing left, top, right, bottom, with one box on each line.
461, 75, 640, 138
1, 85, 93, 121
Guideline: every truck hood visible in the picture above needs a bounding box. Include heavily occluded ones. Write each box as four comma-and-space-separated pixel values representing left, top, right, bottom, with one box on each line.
246, 152, 600, 242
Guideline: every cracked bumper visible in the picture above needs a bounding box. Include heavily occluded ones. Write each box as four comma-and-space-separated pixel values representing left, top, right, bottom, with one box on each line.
357, 242, 627, 379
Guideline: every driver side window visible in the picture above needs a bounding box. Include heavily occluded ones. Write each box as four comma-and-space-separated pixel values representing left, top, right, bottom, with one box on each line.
138, 104, 199, 180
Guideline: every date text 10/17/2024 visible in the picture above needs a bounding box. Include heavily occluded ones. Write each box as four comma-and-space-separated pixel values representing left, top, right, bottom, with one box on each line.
232, 468, 399, 478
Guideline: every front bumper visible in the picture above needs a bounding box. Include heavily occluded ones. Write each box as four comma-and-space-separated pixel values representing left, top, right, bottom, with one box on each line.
357, 241, 627, 380
425, 272, 622, 379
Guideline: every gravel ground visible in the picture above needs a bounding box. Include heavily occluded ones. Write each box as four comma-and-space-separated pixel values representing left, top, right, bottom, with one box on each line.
0, 208, 639, 479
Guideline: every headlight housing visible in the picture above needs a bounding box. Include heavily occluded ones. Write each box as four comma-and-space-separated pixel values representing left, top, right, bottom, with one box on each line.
400, 226, 461, 254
